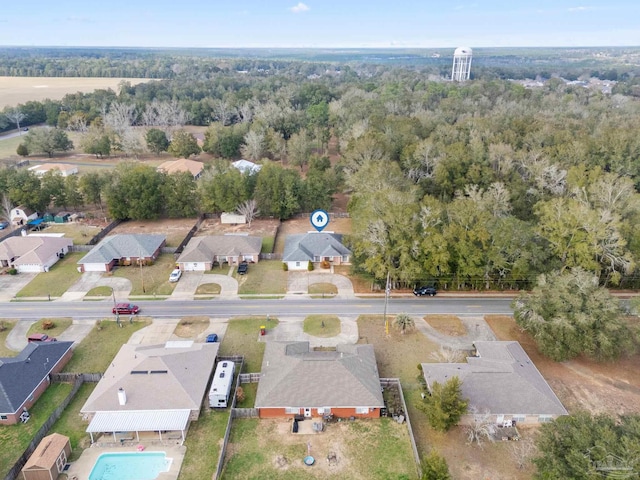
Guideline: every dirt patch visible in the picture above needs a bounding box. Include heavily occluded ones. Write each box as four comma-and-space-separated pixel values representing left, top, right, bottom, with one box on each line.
109, 218, 198, 247
485, 315, 640, 416
425, 315, 467, 336
196, 218, 279, 238
174, 316, 210, 338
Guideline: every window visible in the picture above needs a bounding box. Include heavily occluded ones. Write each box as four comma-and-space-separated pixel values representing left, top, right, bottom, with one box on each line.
513, 415, 526, 422
538, 415, 553, 423
355, 407, 369, 414
295, 262, 300, 267
0, 415, 7, 420
317, 407, 331, 414
285, 407, 301, 414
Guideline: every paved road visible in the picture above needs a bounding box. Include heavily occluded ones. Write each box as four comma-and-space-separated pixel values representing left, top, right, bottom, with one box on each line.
0, 297, 515, 320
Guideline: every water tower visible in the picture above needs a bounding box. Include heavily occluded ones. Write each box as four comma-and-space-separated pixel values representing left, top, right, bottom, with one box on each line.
451, 46, 473, 81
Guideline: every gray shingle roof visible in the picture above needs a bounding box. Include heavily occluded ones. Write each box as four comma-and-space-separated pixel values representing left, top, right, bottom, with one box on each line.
255, 342, 384, 409
422, 341, 567, 416
78, 234, 166, 265
177, 236, 262, 263
0, 342, 73, 415
282, 233, 351, 262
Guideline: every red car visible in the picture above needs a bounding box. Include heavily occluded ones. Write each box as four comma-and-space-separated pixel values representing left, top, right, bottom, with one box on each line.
112, 303, 140, 315
28, 333, 57, 342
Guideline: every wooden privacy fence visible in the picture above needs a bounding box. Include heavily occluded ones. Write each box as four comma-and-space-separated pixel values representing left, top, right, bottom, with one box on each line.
238, 373, 260, 383
232, 408, 259, 418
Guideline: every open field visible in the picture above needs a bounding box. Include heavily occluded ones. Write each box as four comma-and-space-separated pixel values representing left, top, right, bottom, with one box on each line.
222, 417, 418, 480
197, 218, 280, 240
485, 315, 640, 416
0, 76, 152, 108
109, 217, 198, 248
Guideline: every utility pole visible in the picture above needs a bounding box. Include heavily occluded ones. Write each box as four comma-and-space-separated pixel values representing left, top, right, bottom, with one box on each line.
139, 248, 145, 293
383, 271, 390, 336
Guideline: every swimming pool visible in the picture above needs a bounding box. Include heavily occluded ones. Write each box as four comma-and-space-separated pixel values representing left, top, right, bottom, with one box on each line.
88, 452, 172, 480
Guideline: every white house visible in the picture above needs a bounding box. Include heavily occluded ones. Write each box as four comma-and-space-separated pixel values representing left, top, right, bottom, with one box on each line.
28, 163, 79, 177
10, 206, 38, 226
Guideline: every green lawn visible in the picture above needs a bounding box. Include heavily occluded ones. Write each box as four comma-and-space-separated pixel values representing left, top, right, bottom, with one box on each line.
0, 320, 17, 357
26, 318, 73, 338
237, 261, 287, 295
0, 135, 23, 160
221, 418, 418, 480
303, 315, 341, 337
261, 237, 275, 254
16, 252, 84, 297
62, 318, 151, 373
111, 254, 177, 296
48, 382, 95, 461
0, 383, 73, 477
218, 317, 279, 373
179, 408, 230, 480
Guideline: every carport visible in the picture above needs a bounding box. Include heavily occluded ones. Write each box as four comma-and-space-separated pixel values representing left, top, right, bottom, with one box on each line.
86, 409, 191, 444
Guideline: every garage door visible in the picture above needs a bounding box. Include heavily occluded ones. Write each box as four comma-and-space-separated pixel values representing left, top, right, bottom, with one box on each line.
83, 263, 107, 272
181, 262, 206, 271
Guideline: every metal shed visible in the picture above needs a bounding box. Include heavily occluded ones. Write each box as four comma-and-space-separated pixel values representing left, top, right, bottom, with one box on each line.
54, 212, 70, 223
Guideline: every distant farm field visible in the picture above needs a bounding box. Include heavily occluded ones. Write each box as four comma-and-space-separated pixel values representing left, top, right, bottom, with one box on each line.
0, 76, 152, 108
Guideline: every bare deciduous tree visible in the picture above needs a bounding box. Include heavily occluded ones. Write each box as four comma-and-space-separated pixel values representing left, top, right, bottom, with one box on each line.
240, 130, 265, 162
429, 346, 463, 363
465, 407, 496, 447
6, 108, 27, 133
212, 99, 236, 126
510, 438, 536, 470
142, 99, 191, 136
104, 102, 137, 137
1, 194, 14, 230
236, 199, 259, 227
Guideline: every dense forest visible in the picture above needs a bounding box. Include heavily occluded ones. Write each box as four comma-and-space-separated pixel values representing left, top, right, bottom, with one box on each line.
2, 49, 640, 291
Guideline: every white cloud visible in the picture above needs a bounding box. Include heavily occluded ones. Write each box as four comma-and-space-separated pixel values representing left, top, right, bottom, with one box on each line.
567, 6, 595, 12
290, 2, 310, 13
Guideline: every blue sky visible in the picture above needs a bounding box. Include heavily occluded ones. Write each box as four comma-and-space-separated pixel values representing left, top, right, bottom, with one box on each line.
1, 1, 638, 48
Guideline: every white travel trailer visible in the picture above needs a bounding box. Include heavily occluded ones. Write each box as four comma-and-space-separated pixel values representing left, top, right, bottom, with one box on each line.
209, 361, 235, 408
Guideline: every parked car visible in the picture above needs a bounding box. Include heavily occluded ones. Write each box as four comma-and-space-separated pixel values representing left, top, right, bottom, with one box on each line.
169, 268, 182, 282
112, 303, 140, 314
413, 286, 437, 296
28, 333, 57, 342
206, 333, 219, 343
0, 221, 8, 230
237, 262, 248, 275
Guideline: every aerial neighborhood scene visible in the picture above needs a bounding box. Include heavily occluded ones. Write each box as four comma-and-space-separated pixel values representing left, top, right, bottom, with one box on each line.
1, 1, 640, 479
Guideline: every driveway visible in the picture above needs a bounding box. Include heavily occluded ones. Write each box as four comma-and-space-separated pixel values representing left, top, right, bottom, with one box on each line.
262, 315, 359, 348
414, 315, 497, 351
56, 273, 132, 302
286, 272, 355, 298
0, 273, 37, 302
5, 319, 37, 351
168, 272, 238, 300
127, 318, 181, 345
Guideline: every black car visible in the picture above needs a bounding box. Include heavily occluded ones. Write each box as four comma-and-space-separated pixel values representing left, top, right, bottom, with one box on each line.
413, 286, 437, 296
237, 262, 248, 275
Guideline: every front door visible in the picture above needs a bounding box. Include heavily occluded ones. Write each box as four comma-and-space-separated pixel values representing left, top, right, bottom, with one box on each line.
304, 408, 312, 418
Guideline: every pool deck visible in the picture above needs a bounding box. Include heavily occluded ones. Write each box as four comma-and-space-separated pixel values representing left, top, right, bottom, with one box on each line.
66, 444, 186, 480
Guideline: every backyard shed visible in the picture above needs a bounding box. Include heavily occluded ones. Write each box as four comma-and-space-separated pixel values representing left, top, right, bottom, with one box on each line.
54, 212, 70, 223
42, 213, 54, 223
21, 433, 71, 480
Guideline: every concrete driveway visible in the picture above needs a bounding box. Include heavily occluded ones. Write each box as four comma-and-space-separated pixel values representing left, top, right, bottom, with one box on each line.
286, 272, 355, 298
0, 273, 37, 301
263, 315, 359, 348
127, 318, 182, 344
168, 272, 238, 300
57, 273, 132, 302
5, 319, 37, 351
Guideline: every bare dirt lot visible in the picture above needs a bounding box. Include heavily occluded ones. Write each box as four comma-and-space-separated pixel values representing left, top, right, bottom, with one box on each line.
486, 315, 640, 416
109, 218, 198, 247
197, 218, 280, 238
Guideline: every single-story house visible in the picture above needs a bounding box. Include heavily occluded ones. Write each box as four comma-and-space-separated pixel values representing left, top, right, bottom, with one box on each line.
0, 342, 73, 425
10, 206, 38, 226
0, 236, 72, 273
282, 232, 351, 271
255, 342, 384, 419
28, 163, 79, 177
177, 235, 262, 271
232, 159, 262, 175
77, 234, 166, 273
157, 158, 205, 179
421, 341, 568, 425
81, 341, 219, 444
21, 433, 71, 480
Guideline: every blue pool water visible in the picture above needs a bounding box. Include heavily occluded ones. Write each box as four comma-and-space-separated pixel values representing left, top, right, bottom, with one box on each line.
89, 452, 172, 480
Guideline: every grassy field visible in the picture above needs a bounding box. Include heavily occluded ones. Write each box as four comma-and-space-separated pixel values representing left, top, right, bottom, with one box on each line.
303, 315, 341, 337
180, 408, 230, 480
0, 76, 151, 108
0, 135, 23, 160
38, 223, 102, 245
26, 318, 73, 338
237, 261, 287, 295
0, 320, 17, 357
221, 418, 418, 480
217, 317, 279, 373
111, 254, 176, 296
0, 383, 73, 477
49, 383, 95, 461
16, 252, 84, 297
62, 318, 151, 373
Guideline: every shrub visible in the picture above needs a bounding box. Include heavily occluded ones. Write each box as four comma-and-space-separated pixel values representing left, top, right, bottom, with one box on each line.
282, 263, 288, 271
42, 320, 55, 330
308, 262, 314, 271
236, 386, 245, 403
7, 268, 17, 275
16, 143, 29, 156
321, 260, 330, 269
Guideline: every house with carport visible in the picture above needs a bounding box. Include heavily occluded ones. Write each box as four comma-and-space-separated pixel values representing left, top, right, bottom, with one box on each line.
0, 236, 72, 273
21, 433, 71, 480
80, 341, 219, 444
255, 341, 384, 419
77, 234, 165, 272
176, 235, 262, 271
0, 342, 73, 425
421, 341, 568, 426
283, 232, 351, 271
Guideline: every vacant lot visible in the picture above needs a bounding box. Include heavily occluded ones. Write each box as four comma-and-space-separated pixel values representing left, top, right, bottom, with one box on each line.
486, 315, 640, 416
222, 418, 418, 480
37, 223, 102, 245
198, 218, 279, 238
109, 218, 197, 247
0, 76, 151, 108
